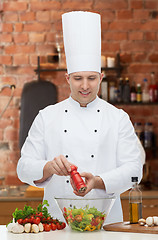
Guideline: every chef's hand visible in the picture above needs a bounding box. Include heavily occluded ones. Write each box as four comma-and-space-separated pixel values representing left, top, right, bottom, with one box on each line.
48, 155, 72, 176
34, 155, 72, 184
70, 172, 105, 197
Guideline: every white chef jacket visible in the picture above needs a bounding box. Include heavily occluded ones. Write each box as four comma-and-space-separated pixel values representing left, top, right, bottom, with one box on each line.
17, 96, 143, 224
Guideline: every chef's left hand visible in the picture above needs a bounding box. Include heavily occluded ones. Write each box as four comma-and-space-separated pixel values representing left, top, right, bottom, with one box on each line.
70, 172, 105, 197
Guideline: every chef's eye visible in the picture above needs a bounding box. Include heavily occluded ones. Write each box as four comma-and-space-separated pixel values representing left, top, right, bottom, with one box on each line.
88, 76, 96, 80
74, 77, 82, 80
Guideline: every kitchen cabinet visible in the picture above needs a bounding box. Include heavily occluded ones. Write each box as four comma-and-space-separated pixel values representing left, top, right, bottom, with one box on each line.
0, 197, 42, 225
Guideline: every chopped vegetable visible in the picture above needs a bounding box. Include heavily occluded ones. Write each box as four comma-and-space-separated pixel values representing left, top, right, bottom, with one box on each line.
63, 205, 106, 232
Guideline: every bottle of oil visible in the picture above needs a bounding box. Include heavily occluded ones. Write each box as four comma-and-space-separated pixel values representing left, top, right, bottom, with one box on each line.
129, 177, 142, 224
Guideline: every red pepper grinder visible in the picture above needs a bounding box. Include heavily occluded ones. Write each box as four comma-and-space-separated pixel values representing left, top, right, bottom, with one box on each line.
70, 165, 87, 193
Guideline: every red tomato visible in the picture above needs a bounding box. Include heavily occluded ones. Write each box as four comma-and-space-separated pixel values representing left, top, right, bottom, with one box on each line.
28, 216, 34, 224
56, 222, 62, 230
44, 224, 51, 232
61, 222, 66, 229
74, 215, 82, 222
51, 223, 57, 231
38, 212, 43, 219
33, 217, 41, 225
42, 217, 46, 223
23, 218, 29, 224
17, 219, 23, 225
46, 217, 51, 223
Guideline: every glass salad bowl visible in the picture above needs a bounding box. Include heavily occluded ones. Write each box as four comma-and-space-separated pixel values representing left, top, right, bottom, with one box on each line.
55, 196, 115, 232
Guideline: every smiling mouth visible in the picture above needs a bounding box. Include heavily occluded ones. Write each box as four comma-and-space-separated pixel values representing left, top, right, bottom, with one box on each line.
79, 91, 90, 96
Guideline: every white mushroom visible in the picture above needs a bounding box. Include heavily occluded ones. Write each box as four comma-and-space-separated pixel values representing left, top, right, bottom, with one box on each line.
153, 216, 158, 226
138, 218, 146, 226
11, 223, 24, 233
146, 217, 154, 226
24, 223, 31, 233
31, 224, 39, 233
38, 222, 44, 232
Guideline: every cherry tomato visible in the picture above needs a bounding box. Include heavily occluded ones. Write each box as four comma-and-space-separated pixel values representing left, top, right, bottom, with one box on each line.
46, 217, 51, 223
74, 215, 82, 222
44, 224, 51, 232
17, 219, 23, 225
42, 217, 46, 223
51, 223, 57, 231
23, 218, 29, 224
61, 222, 66, 229
28, 216, 34, 224
38, 212, 43, 219
56, 222, 62, 230
33, 217, 40, 225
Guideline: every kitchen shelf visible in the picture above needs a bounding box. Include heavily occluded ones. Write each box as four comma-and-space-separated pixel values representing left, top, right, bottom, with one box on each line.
34, 53, 123, 80
110, 102, 158, 105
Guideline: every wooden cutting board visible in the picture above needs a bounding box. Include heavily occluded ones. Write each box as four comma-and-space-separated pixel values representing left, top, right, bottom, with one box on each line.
103, 221, 158, 234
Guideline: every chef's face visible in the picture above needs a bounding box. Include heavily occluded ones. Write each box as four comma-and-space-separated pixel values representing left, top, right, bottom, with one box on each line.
66, 71, 103, 107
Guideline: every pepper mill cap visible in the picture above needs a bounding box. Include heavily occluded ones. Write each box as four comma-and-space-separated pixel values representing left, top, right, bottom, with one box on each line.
70, 165, 77, 172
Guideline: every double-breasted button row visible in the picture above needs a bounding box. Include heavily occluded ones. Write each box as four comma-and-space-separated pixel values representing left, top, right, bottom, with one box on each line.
65, 109, 100, 112
64, 129, 98, 133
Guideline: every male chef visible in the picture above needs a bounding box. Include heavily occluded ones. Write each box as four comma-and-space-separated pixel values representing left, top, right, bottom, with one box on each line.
17, 11, 144, 224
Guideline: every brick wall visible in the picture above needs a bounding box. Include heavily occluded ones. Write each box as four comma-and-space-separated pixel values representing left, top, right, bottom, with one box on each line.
0, 0, 158, 186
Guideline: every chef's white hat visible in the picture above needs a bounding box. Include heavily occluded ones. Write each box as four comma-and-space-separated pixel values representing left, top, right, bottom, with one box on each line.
62, 11, 101, 74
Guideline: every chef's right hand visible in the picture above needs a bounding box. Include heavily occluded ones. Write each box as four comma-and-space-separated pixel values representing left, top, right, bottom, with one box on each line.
34, 155, 72, 184
47, 155, 72, 176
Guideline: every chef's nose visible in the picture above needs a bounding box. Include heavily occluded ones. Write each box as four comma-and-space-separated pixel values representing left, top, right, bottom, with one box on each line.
81, 78, 89, 90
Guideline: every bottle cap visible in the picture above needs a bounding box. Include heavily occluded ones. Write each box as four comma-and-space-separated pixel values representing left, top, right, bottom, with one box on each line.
131, 177, 138, 182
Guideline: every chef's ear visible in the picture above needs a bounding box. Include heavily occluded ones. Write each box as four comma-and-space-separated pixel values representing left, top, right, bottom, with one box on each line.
65, 73, 70, 84
100, 72, 104, 83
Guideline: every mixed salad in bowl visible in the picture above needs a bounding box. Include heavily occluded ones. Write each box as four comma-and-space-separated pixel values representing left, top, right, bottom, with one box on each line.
63, 205, 106, 231
55, 197, 115, 232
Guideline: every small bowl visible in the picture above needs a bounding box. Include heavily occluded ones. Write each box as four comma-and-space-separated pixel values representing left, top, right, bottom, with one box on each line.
55, 196, 115, 232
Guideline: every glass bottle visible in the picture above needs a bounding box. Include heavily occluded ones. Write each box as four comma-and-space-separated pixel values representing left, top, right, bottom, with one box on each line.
134, 122, 144, 145
123, 77, 130, 103
117, 77, 124, 103
109, 82, 116, 103
149, 72, 158, 102
142, 78, 150, 103
144, 122, 153, 148
136, 83, 142, 103
130, 81, 137, 103
129, 177, 142, 224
